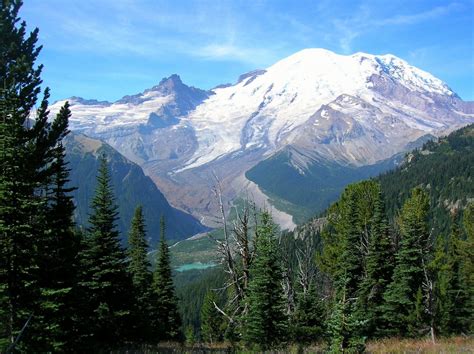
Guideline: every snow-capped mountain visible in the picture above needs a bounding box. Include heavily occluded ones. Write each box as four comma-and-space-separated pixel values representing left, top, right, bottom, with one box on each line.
51, 48, 474, 228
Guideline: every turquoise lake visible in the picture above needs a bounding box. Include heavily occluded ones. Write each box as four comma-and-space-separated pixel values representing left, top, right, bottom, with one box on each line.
175, 262, 216, 272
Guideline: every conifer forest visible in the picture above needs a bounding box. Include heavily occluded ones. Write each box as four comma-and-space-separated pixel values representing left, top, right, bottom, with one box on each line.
1, 1, 473, 352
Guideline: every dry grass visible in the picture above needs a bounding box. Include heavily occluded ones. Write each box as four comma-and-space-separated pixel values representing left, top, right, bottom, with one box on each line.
118, 337, 473, 353
366, 336, 474, 353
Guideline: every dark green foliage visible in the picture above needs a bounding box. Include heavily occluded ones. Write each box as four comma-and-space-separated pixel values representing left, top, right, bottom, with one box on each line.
355, 190, 394, 337
128, 206, 152, 294
0, 0, 44, 346
153, 217, 182, 341
0, 2, 79, 350
326, 280, 366, 353
461, 203, 474, 333
242, 212, 288, 350
383, 188, 430, 337
175, 267, 226, 337
318, 181, 392, 347
318, 181, 382, 285
246, 146, 399, 223
32, 104, 81, 351
290, 285, 325, 343
200, 290, 223, 343
78, 156, 132, 349
379, 124, 474, 236
65, 133, 206, 244
127, 205, 154, 341
434, 217, 473, 336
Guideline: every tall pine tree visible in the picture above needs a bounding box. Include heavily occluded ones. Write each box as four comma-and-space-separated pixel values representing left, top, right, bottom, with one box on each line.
0, 2, 77, 350
290, 284, 325, 343
355, 189, 394, 338
242, 211, 287, 350
78, 155, 132, 349
383, 187, 430, 337
460, 203, 474, 334
152, 217, 182, 342
200, 290, 222, 344
32, 104, 81, 351
435, 206, 474, 335
127, 205, 153, 341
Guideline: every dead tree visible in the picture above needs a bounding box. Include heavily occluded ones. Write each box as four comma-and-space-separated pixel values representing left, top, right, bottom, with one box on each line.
296, 232, 317, 295
207, 173, 256, 326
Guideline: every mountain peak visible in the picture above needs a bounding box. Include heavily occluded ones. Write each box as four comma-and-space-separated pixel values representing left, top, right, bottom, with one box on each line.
267, 48, 454, 97
156, 74, 183, 88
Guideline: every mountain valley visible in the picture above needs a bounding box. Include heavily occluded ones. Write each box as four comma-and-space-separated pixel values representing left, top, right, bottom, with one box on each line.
51, 49, 474, 228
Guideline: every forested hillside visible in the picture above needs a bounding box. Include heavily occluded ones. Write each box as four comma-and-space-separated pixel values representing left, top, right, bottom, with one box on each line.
379, 124, 474, 235
246, 147, 401, 222
65, 133, 206, 243
175, 125, 474, 351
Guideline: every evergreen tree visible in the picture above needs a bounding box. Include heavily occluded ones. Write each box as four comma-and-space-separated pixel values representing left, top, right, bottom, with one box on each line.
200, 290, 222, 344
32, 104, 81, 351
431, 234, 449, 336
152, 217, 182, 341
318, 181, 382, 292
460, 203, 474, 333
78, 155, 132, 349
326, 278, 365, 353
355, 190, 394, 337
0, 2, 76, 350
0, 1, 44, 346
434, 208, 474, 335
128, 206, 152, 293
383, 187, 430, 337
290, 284, 325, 343
242, 212, 287, 350
127, 205, 153, 341
320, 182, 383, 349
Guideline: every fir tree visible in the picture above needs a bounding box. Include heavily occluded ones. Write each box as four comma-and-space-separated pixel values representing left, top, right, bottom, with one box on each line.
0, 1, 44, 346
78, 155, 132, 349
460, 203, 474, 333
383, 187, 430, 337
242, 212, 287, 350
355, 190, 394, 338
128, 206, 152, 293
127, 205, 153, 341
152, 217, 182, 341
32, 104, 81, 351
431, 234, 449, 335
326, 277, 365, 353
0, 2, 76, 350
200, 290, 222, 344
434, 211, 473, 335
290, 284, 325, 343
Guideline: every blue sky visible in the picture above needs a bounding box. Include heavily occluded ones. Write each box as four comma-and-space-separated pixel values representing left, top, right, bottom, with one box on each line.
21, 0, 474, 102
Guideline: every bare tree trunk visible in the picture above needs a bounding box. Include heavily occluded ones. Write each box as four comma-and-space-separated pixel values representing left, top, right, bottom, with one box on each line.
422, 257, 436, 344
208, 174, 258, 325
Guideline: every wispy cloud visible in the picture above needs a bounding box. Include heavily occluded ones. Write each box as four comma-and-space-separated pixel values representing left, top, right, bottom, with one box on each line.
20, 0, 473, 101
330, 1, 463, 53
377, 2, 462, 26
29, 0, 282, 68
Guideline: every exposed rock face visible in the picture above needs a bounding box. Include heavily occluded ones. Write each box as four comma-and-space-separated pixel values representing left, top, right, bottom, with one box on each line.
51, 49, 474, 228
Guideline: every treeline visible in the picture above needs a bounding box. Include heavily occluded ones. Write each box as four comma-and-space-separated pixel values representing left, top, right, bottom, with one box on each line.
0, 2, 181, 351
191, 182, 473, 351
379, 123, 474, 236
